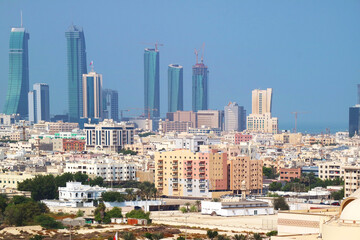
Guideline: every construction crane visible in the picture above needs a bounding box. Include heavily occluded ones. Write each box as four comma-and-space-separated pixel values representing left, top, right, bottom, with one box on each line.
194, 48, 199, 64
201, 42, 205, 63
141, 42, 164, 51
119, 109, 130, 121
291, 112, 308, 133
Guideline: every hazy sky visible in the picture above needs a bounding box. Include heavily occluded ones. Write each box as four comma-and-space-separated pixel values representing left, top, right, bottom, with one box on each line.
0, 0, 359, 132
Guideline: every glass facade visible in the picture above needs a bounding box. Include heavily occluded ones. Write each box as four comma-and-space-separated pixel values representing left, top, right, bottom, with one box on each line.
349, 106, 360, 137
192, 63, 208, 112
3, 28, 30, 118
168, 64, 183, 113
65, 25, 87, 123
103, 89, 119, 121
82, 72, 102, 119
144, 48, 160, 118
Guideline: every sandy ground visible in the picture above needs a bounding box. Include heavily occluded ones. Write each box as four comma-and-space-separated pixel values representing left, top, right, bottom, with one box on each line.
151, 211, 278, 233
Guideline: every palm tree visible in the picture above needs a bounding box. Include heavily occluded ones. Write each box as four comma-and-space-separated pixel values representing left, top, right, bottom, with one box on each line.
125, 188, 135, 201
195, 200, 201, 211
207, 230, 218, 240
233, 234, 247, 240
185, 202, 191, 211
251, 233, 262, 240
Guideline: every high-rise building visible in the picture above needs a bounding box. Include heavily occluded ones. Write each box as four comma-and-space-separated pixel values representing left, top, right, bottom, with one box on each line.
65, 24, 87, 123
3, 25, 30, 118
28, 83, 50, 123
82, 70, 102, 119
168, 64, 183, 112
144, 48, 160, 118
103, 89, 118, 121
247, 88, 278, 134
224, 102, 246, 132
252, 88, 272, 114
192, 62, 208, 112
349, 105, 360, 137
196, 110, 222, 129
358, 84, 360, 105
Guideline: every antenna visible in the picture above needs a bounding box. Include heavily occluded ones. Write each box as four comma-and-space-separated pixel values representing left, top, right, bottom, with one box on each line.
194, 49, 199, 64
21, 10, 23, 28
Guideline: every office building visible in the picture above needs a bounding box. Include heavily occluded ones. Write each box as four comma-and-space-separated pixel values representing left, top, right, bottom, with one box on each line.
3, 25, 30, 118
252, 88, 272, 114
155, 149, 229, 198
161, 111, 197, 133
168, 64, 183, 113
84, 119, 135, 153
197, 110, 223, 129
349, 105, 360, 137
144, 48, 160, 118
103, 89, 118, 121
28, 83, 50, 123
82, 70, 103, 119
358, 84, 360, 105
192, 62, 208, 112
224, 102, 246, 132
65, 24, 87, 122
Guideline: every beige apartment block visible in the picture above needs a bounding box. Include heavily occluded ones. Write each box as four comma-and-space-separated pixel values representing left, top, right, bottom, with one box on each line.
317, 161, 343, 180
247, 113, 278, 134
196, 110, 222, 129
343, 165, 360, 197
274, 133, 302, 145
0, 172, 37, 189
252, 88, 272, 114
46, 121, 79, 135
228, 156, 263, 194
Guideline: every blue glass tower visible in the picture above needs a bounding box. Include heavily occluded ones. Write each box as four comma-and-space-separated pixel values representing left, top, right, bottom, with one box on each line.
144, 48, 160, 118
3, 27, 30, 118
349, 105, 360, 137
65, 24, 87, 123
168, 64, 183, 113
192, 63, 208, 112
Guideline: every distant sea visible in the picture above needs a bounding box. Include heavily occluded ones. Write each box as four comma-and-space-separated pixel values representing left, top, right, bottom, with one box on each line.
279, 122, 347, 135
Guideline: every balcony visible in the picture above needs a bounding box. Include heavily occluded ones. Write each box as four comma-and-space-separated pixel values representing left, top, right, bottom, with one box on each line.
157, 173, 163, 176
157, 168, 163, 171
186, 174, 192, 178
199, 174, 205, 179
199, 184, 206, 189
186, 162, 192, 166
173, 178, 178, 182
199, 169, 205, 173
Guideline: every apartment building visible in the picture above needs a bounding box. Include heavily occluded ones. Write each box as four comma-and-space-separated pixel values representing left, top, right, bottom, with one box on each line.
0, 172, 36, 189
343, 165, 360, 197
65, 159, 137, 182
46, 121, 79, 135
279, 168, 301, 181
228, 156, 263, 194
317, 161, 343, 180
234, 133, 253, 144
155, 149, 229, 198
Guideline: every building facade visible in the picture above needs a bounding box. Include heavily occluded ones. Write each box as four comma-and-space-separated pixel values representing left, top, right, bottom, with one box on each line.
4, 26, 30, 118
28, 83, 50, 123
252, 88, 272, 115
144, 48, 160, 118
65, 24, 87, 123
224, 102, 246, 132
197, 110, 223, 129
279, 168, 301, 181
168, 64, 183, 113
317, 161, 343, 180
103, 89, 118, 121
349, 105, 360, 137
82, 71, 103, 119
343, 165, 360, 197
192, 63, 208, 112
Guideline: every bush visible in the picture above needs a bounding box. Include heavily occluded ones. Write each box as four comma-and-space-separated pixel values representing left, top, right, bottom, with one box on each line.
30, 235, 45, 240
177, 237, 185, 240
76, 209, 84, 217
273, 197, 289, 210
144, 232, 153, 240
101, 192, 126, 202
266, 230, 278, 236
180, 206, 188, 213
35, 214, 64, 229
125, 209, 150, 221
331, 188, 344, 200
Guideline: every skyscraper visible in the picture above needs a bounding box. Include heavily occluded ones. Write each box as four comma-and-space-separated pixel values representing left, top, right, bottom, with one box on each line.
65, 24, 87, 123
82, 70, 102, 119
3, 25, 30, 118
224, 102, 246, 132
252, 88, 272, 114
28, 83, 50, 123
144, 48, 160, 118
349, 105, 360, 137
192, 62, 208, 112
357, 84, 360, 105
103, 89, 119, 121
168, 64, 183, 113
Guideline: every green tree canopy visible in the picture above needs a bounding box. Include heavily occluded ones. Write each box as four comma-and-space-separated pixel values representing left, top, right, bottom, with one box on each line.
273, 197, 289, 210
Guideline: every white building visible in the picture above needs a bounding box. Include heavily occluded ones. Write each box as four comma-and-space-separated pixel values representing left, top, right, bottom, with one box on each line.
64, 158, 137, 181
59, 182, 107, 202
317, 161, 343, 180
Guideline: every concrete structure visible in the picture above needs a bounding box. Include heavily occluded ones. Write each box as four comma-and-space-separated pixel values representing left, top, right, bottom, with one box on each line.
155, 149, 229, 198
102, 89, 118, 121
201, 200, 273, 217
168, 64, 183, 113
197, 110, 223, 129
28, 83, 50, 123
274, 133, 302, 145
161, 120, 194, 133
84, 119, 135, 153
0, 114, 20, 125
82, 70, 103, 119
46, 121, 79, 135
62, 139, 85, 152
228, 156, 263, 194
279, 168, 301, 181
188, 126, 221, 136
224, 102, 246, 132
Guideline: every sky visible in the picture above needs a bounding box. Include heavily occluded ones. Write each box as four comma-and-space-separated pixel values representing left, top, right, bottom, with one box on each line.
0, 0, 359, 133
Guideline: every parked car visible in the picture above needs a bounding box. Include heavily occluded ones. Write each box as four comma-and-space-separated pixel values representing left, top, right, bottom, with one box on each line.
331, 202, 340, 206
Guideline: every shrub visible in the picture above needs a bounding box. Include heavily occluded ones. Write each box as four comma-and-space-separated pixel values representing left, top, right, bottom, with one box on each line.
35, 214, 64, 229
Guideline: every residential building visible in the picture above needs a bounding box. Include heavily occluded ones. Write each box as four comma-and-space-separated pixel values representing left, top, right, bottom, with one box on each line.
252, 88, 272, 115
273, 132, 302, 145
166, 111, 197, 124
192, 62, 208, 112
82, 70, 103, 119
65, 24, 87, 122
279, 168, 301, 181
197, 110, 223, 129
161, 120, 194, 133
228, 156, 263, 194
224, 102, 246, 132
317, 161, 343, 180
343, 165, 360, 197
0, 172, 35, 189
46, 121, 79, 135
58, 182, 107, 202
188, 127, 221, 136
155, 149, 229, 198
28, 83, 50, 123
234, 133, 253, 144
349, 105, 360, 137
144, 48, 160, 118
103, 89, 118, 121
3, 25, 30, 118
168, 64, 183, 112
84, 119, 135, 153
63, 139, 86, 152
0, 114, 20, 125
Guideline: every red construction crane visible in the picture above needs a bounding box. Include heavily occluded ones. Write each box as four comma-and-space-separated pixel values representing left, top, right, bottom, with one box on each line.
291, 111, 308, 133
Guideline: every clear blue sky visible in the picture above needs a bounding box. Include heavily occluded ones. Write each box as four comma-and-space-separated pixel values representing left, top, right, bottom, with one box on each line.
0, 0, 359, 133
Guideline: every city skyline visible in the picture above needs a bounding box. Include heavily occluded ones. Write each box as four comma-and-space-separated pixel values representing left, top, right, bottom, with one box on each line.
0, 1, 359, 132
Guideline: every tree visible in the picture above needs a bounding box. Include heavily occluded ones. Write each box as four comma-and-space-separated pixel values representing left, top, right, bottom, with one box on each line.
125, 209, 150, 221
152, 232, 164, 240
102, 192, 126, 202
190, 205, 197, 212
138, 181, 157, 200
177, 237, 185, 240
94, 202, 106, 223
125, 188, 135, 201
217, 235, 230, 240
119, 149, 137, 155
30, 235, 45, 240
252, 233, 262, 240
73, 172, 89, 183
331, 188, 344, 200
18, 175, 57, 201
273, 197, 289, 210
144, 232, 153, 240
233, 234, 247, 240
35, 214, 64, 229
269, 182, 282, 191
195, 200, 201, 211
103, 207, 123, 224
266, 231, 278, 237
76, 209, 84, 217
207, 230, 218, 240
185, 202, 191, 211
263, 167, 278, 179
180, 207, 188, 213
121, 232, 136, 240
89, 176, 104, 187
0, 194, 8, 217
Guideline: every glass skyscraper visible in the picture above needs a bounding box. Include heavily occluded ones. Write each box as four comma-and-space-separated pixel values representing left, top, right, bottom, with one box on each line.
103, 89, 119, 121
3, 27, 30, 118
192, 63, 208, 112
349, 105, 360, 137
168, 64, 183, 113
28, 83, 50, 123
65, 24, 87, 123
144, 48, 160, 118
82, 71, 103, 119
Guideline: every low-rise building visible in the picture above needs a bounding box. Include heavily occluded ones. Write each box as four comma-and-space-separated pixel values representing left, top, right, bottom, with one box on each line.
318, 161, 343, 180
279, 168, 301, 181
